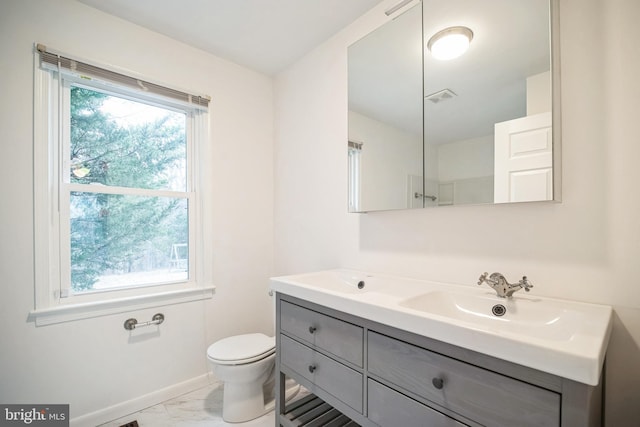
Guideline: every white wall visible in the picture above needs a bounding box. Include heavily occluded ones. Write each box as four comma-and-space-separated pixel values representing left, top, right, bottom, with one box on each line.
527, 71, 552, 115
349, 110, 422, 211
437, 135, 494, 182
274, 0, 640, 425
0, 0, 274, 424
437, 135, 494, 204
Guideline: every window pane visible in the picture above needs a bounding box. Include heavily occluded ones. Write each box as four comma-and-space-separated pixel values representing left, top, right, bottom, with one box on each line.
70, 192, 188, 293
69, 86, 187, 191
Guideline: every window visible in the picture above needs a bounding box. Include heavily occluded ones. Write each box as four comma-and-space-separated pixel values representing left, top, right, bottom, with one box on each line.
33, 45, 214, 324
348, 141, 362, 212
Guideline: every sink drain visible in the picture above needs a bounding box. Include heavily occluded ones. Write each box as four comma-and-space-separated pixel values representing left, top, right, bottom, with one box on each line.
492, 304, 506, 317
357, 281, 365, 289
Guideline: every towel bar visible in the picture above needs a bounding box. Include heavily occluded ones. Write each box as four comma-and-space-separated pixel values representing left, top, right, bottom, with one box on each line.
124, 313, 165, 330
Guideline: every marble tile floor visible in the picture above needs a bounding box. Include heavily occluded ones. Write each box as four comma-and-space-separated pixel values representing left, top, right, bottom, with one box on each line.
99, 382, 275, 427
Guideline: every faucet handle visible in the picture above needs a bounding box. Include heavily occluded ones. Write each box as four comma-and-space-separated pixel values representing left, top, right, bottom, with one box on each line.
478, 272, 489, 286
519, 276, 533, 291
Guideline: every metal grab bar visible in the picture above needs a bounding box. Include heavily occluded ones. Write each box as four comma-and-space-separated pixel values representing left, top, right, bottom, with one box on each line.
414, 192, 437, 202
124, 313, 165, 330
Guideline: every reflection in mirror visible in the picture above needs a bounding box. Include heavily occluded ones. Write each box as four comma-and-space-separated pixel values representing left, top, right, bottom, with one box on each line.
348, 2, 424, 212
424, 0, 553, 206
347, 0, 558, 212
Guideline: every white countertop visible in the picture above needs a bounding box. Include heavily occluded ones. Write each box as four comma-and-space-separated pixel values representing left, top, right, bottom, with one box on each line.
270, 269, 612, 386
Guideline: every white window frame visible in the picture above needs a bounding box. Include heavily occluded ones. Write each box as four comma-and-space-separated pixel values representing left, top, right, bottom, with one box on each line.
32, 49, 214, 326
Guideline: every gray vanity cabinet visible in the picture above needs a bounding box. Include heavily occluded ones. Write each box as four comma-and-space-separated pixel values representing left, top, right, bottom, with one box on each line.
280, 300, 363, 367
280, 334, 363, 412
367, 380, 466, 427
368, 331, 560, 427
275, 294, 603, 427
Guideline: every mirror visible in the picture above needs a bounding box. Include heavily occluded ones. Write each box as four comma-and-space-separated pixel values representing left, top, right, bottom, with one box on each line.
348, 3, 424, 212
348, 0, 559, 212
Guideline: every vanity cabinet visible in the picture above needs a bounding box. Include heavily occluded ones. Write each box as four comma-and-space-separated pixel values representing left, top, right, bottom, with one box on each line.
368, 331, 560, 427
279, 300, 364, 416
367, 379, 466, 427
280, 300, 363, 367
280, 335, 363, 413
275, 294, 603, 427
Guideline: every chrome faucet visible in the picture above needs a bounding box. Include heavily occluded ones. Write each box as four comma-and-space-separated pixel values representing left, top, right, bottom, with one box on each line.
477, 272, 533, 298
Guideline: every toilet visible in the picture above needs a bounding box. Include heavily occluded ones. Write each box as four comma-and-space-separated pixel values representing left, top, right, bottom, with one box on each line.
207, 333, 286, 422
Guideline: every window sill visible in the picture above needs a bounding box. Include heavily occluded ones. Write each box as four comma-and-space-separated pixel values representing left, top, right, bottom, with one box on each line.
29, 286, 215, 326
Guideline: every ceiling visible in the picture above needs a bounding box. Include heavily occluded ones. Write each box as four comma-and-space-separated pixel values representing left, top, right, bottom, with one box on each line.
77, 0, 383, 75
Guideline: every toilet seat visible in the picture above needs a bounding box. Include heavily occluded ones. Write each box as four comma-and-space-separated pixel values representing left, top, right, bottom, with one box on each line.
207, 333, 275, 365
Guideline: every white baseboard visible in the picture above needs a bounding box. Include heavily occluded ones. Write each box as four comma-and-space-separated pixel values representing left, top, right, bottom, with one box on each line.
71, 374, 212, 427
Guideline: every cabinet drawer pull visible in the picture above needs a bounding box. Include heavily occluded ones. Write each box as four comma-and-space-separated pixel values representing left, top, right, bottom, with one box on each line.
432, 377, 444, 389
308, 365, 317, 373
308, 326, 317, 334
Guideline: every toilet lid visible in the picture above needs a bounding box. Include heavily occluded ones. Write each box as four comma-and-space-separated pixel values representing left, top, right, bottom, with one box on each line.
207, 333, 275, 363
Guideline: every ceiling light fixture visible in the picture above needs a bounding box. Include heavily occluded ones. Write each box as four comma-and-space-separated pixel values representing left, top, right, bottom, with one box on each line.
427, 26, 474, 61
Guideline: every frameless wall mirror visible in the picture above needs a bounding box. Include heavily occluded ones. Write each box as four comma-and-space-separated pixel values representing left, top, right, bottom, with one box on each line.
348, 2, 424, 213
348, 0, 560, 212
424, 0, 558, 207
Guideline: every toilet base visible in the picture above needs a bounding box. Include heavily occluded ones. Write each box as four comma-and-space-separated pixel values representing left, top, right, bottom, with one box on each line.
222, 380, 264, 423
222, 379, 300, 423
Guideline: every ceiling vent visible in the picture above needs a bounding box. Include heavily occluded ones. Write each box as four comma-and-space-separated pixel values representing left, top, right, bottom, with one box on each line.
425, 88, 457, 104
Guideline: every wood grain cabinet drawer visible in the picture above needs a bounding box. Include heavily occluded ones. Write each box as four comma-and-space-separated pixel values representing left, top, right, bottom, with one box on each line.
368, 379, 467, 427
280, 334, 363, 413
280, 300, 363, 366
368, 331, 560, 427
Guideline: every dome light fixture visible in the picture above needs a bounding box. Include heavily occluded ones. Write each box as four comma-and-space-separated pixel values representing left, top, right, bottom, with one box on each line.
427, 26, 474, 61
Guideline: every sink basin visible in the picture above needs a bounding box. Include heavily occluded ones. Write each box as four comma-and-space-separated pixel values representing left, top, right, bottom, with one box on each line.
399, 290, 583, 341
272, 270, 377, 294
